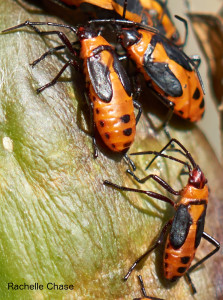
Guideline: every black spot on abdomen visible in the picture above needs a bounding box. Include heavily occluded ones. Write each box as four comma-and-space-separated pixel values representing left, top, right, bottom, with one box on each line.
123, 128, 132, 136
193, 87, 201, 100
99, 121, 105, 127
120, 114, 130, 123
181, 256, 190, 264
177, 267, 187, 274
199, 98, 205, 109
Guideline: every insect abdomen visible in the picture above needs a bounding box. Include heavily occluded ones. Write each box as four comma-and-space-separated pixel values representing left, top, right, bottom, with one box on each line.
93, 87, 136, 152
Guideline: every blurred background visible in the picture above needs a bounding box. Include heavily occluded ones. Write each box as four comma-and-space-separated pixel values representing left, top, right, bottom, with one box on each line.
168, 0, 222, 161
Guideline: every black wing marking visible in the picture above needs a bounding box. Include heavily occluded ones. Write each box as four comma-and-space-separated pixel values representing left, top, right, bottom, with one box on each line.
149, 34, 192, 71
144, 61, 183, 97
162, 39, 192, 71
87, 54, 113, 103
113, 53, 132, 96
170, 204, 192, 249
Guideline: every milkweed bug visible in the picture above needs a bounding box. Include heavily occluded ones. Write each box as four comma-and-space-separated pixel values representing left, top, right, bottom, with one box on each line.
2, 21, 142, 168
89, 18, 204, 124
134, 275, 164, 300
103, 138, 220, 294
54, 0, 181, 46
122, 0, 182, 46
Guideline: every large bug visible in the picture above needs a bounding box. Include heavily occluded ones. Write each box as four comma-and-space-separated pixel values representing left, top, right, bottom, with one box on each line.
89, 17, 204, 124
53, 0, 181, 45
134, 275, 164, 300
2, 21, 142, 167
104, 138, 220, 294
117, 0, 182, 45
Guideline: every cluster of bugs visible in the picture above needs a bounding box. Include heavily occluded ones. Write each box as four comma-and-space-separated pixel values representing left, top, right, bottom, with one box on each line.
3, 0, 220, 298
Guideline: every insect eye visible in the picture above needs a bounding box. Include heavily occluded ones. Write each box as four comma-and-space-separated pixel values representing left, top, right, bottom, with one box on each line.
189, 168, 207, 189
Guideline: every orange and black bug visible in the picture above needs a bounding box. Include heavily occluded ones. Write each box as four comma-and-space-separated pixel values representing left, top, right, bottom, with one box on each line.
137, 0, 182, 45
112, 0, 182, 45
2, 21, 142, 166
133, 275, 164, 300
89, 18, 204, 124
53, 0, 181, 46
104, 138, 220, 294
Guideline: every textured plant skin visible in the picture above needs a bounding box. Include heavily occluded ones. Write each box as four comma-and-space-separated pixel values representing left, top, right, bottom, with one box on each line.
0, 1, 223, 299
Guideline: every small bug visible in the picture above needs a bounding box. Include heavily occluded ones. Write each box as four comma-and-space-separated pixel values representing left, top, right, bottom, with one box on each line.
133, 275, 164, 300
104, 138, 220, 294
89, 18, 204, 124
2, 21, 142, 167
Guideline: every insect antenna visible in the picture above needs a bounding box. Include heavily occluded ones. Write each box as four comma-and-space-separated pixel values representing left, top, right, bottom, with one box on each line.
131, 139, 197, 171
174, 15, 188, 47
130, 150, 192, 173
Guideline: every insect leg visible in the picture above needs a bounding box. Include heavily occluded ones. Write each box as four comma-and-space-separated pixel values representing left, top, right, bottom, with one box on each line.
31, 44, 67, 67
137, 275, 148, 298
29, 28, 77, 55
187, 232, 220, 274
103, 180, 175, 206
31, 41, 80, 67
134, 275, 164, 300
161, 103, 174, 129
3, 21, 77, 55
123, 220, 172, 280
184, 273, 197, 294
160, 107, 174, 143
132, 72, 142, 124
123, 154, 136, 171
126, 171, 180, 195
185, 232, 220, 294
36, 59, 78, 93
2, 20, 76, 35
146, 91, 174, 141
133, 100, 142, 125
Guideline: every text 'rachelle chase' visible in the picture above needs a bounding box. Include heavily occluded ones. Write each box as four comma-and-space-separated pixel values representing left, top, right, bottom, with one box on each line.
8, 282, 75, 290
